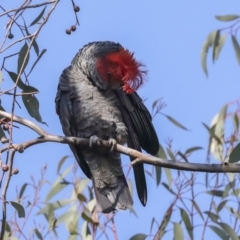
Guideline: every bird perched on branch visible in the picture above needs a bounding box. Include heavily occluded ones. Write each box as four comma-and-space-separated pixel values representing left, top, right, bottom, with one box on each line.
55, 41, 159, 213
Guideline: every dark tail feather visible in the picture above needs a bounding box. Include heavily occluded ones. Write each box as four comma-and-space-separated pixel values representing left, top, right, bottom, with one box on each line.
93, 175, 133, 213
132, 164, 147, 206
127, 131, 147, 206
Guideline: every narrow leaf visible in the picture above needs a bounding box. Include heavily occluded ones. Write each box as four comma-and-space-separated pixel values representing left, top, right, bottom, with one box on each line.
57, 156, 70, 174
202, 122, 222, 144
177, 151, 188, 162
164, 168, 172, 189
212, 30, 220, 62
22, 94, 42, 122
129, 234, 147, 240
229, 142, 240, 163
155, 166, 161, 186
223, 180, 235, 198
6, 71, 38, 92
30, 6, 47, 26
214, 34, 226, 60
206, 190, 223, 197
19, 183, 28, 201
163, 114, 189, 131
173, 223, 184, 240
232, 35, 240, 65
8, 201, 25, 218
209, 225, 229, 240
216, 15, 240, 21
204, 211, 219, 222
33, 229, 43, 240
192, 200, 204, 220
32, 39, 39, 56
185, 146, 203, 155
218, 222, 239, 240
180, 208, 193, 240
162, 182, 176, 195
166, 148, 176, 161
217, 200, 228, 213
28, 49, 46, 76
45, 165, 73, 201
18, 42, 30, 73
37, 200, 71, 215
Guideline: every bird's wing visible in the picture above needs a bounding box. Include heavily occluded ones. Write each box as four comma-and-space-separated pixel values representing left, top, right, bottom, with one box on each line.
114, 89, 160, 206
55, 67, 91, 179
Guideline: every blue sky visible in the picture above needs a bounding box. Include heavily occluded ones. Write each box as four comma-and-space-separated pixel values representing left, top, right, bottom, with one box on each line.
1, 1, 240, 239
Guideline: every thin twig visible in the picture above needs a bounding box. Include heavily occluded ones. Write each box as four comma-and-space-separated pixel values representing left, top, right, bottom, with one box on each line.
0, 149, 16, 239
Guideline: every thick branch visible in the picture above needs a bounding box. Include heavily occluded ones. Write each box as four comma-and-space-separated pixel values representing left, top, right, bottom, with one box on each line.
0, 110, 240, 173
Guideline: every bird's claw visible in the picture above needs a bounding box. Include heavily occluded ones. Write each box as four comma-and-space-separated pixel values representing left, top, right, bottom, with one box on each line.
108, 138, 117, 152
89, 135, 102, 148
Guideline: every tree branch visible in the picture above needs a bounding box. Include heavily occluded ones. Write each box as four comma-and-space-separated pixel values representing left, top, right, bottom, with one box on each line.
0, 110, 240, 173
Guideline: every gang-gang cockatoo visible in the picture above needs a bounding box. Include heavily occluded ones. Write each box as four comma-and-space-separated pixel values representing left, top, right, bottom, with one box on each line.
55, 41, 159, 213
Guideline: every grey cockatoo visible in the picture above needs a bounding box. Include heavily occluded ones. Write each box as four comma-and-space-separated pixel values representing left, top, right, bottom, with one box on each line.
55, 41, 159, 213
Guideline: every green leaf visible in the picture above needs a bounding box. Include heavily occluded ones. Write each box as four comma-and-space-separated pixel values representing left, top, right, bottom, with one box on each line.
177, 151, 188, 162
37, 199, 71, 215
223, 180, 235, 198
18, 42, 30, 73
201, 31, 218, 76
166, 148, 176, 161
215, 15, 240, 21
164, 168, 172, 189
208, 225, 229, 240
0, 126, 6, 139
232, 35, 240, 65
185, 146, 203, 155
212, 30, 220, 62
150, 217, 156, 234
202, 122, 222, 145
152, 98, 161, 111
19, 183, 28, 201
57, 156, 70, 174
155, 166, 161, 186
229, 142, 240, 163
206, 190, 223, 197
81, 208, 94, 224
218, 222, 239, 240
129, 234, 147, 240
217, 200, 228, 213
173, 223, 184, 240
162, 182, 176, 195
180, 208, 193, 240
29, 6, 47, 26
28, 49, 46, 76
22, 94, 42, 122
162, 114, 189, 131
129, 206, 138, 218
155, 143, 165, 186
45, 165, 73, 201
204, 211, 219, 222
57, 210, 76, 225
33, 229, 43, 240
156, 206, 172, 239
6, 71, 38, 92
32, 39, 39, 56
214, 34, 226, 61
225, 206, 240, 219
233, 113, 239, 132
76, 178, 90, 194
192, 200, 204, 220
8, 201, 25, 218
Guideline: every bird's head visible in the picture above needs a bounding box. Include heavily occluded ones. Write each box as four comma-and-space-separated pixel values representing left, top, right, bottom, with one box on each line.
72, 41, 147, 94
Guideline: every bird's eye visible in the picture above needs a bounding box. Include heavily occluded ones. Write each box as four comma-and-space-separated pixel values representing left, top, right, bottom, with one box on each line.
107, 72, 111, 78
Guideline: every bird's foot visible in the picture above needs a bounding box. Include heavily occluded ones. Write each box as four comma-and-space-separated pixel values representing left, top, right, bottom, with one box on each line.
89, 135, 102, 148
108, 138, 117, 152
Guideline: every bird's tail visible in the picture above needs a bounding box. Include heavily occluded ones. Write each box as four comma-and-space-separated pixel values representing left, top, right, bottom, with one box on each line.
93, 175, 133, 213
83, 149, 133, 213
